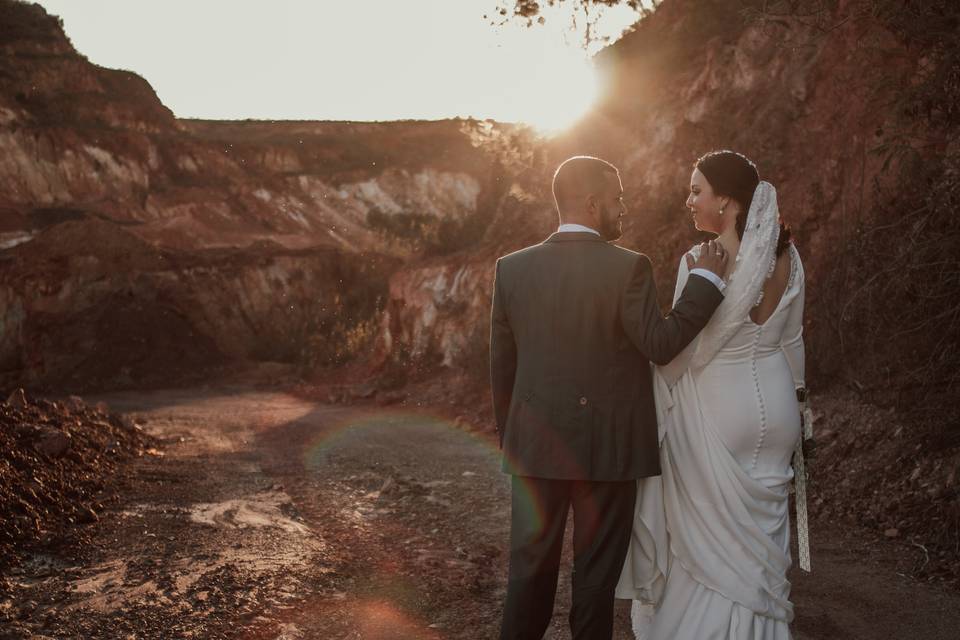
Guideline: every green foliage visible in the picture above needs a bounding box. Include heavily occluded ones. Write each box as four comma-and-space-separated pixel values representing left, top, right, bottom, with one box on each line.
366, 207, 435, 240
365, 205, 493, 257
298, 262, 392, 370
460, 120, 548, 184
491, 0, 650, 24
488, 0, 657, 50
304, 315, 382, 368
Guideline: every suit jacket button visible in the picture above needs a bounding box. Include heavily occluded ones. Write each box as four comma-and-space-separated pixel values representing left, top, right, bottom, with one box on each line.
579, 396, 588, 406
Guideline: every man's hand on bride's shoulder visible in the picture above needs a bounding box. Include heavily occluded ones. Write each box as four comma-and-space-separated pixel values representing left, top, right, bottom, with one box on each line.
686, 240, 729, 278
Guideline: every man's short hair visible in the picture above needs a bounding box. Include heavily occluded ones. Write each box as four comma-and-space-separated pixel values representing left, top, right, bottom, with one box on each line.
551, 156, 620, 216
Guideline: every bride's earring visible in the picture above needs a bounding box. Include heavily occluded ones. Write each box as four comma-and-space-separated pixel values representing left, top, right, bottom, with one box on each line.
718, 207, 724, 216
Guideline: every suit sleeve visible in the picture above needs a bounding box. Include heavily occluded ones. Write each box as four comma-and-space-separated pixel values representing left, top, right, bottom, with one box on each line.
620, 254, 724, 366
489, 259, 517, 447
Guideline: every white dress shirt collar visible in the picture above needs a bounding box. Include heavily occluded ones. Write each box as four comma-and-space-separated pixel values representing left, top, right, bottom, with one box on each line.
557, 223, 600, 236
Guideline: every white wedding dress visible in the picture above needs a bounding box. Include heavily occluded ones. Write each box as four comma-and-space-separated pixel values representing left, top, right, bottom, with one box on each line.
617, 182, 805, 640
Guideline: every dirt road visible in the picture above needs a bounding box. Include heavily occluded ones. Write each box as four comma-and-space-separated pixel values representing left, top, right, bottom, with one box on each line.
2, 387, 958, 639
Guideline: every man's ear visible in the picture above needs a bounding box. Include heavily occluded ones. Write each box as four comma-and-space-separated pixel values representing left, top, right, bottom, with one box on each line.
585, 193, 598, 217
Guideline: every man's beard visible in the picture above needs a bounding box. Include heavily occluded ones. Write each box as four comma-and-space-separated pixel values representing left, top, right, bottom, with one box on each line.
598, 204, 622, 241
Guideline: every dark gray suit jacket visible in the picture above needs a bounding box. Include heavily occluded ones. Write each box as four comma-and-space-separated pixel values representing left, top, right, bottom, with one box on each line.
489, 231, 723, 481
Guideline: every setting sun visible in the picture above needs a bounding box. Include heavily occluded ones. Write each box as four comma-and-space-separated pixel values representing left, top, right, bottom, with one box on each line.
512, 45, 602, 133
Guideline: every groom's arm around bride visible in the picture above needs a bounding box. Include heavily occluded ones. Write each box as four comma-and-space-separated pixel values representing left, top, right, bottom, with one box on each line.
620, 244, 727, 366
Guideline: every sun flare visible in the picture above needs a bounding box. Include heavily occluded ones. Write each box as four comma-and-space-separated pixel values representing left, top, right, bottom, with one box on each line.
518, 49, 602, 133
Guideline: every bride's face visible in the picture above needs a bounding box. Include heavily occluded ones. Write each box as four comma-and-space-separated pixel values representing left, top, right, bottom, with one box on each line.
686, 168, 724, 234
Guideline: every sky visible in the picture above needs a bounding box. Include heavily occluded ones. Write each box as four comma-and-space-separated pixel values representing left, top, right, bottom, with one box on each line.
33, 0, 641, 131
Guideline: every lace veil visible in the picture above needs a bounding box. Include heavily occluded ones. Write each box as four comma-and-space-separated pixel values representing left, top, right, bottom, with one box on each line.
689, 180, 781, 370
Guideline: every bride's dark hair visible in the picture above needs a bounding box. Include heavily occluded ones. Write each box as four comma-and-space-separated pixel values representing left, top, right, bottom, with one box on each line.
695, 150, 792, 256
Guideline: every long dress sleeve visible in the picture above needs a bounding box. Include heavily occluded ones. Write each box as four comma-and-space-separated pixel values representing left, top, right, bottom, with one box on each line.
780, 250, 805, 390
657, 251, 702, 386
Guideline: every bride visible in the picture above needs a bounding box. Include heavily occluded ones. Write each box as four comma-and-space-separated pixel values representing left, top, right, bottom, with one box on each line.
617, 150, 806, 639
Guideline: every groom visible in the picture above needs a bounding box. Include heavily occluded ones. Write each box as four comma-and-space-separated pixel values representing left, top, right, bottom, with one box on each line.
490, 156, 727, 639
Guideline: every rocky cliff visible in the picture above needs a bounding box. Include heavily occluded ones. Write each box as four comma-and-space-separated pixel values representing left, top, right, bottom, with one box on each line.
0, 0, 508, 390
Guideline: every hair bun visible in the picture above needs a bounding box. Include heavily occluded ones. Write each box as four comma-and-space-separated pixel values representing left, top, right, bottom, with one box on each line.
695, 151, 792, 255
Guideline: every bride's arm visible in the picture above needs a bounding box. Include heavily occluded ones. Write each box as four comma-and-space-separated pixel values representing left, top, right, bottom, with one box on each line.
780, 255, 806, 390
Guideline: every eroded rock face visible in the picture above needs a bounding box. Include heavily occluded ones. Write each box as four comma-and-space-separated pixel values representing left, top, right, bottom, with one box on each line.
377, 258, 494, 370
0, 219, 395, 391
0, 0, 505, 389
162, 119, 503, 255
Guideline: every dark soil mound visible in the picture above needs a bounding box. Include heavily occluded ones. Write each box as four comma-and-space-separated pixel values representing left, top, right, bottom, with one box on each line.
0, 389, 158, 570
810, 392, 960, 587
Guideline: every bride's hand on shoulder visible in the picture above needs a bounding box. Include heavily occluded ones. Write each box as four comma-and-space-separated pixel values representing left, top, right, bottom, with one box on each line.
686, 240, 729, 277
